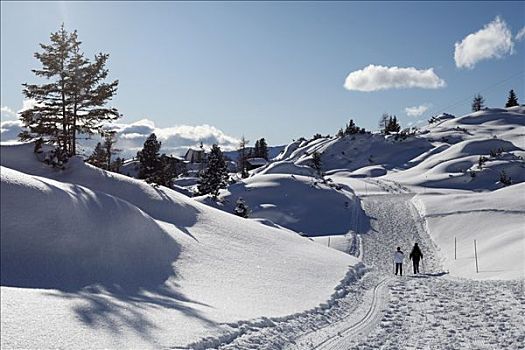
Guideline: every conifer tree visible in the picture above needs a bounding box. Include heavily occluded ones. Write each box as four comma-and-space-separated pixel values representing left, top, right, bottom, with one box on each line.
390, 116, 401, 133
137, 133, 162, 181
19, 25, 74, 153
234, 197, 249, 218
505, 89, 519, 108
19, 24, 120, 157
110, 157, 124, 173
472, 94, 485, 112
87, 142, 108, 169
258, 138, 269, 160
102, 130, 120, 170
238, 136, 249, 178
150, 154, 178, 187
199, 144, 228, 198
253, 139, 260, 158
312, 151, 322, 176
379, 113, 389, 133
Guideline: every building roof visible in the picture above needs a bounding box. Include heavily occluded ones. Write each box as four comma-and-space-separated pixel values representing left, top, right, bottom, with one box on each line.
246, 157, 268, 166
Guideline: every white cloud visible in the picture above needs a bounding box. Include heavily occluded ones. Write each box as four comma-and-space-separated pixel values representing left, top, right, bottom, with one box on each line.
1, 99, 41, 121
343, 65, 445, 92
516, 26, 525, 42
407, 120, 425, 127
405, 104, 431, 117
107, 119, 241, 158
18, 98, 39, 113
454, 17, 514, 69
0, 119, 24, 141
0, 117, 241, 159
1, 106, 17, 119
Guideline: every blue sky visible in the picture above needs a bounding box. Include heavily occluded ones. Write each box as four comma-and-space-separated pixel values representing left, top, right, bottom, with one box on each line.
1, 1, 524, 149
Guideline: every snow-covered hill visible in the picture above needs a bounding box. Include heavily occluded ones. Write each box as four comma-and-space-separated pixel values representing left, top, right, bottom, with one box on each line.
269, 107, 524, 188
196, 171, 364, 237
209, 107, 524, 280
0, 143, 360, 349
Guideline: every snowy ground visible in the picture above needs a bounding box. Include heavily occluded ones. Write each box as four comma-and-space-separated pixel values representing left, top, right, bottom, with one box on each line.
1, 107, 523, 349
190, 185, 524, 349
0, 143, 360, 349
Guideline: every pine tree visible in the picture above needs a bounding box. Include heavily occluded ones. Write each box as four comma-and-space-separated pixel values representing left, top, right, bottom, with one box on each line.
345, 119, 362, 135
110, 157, 124, 173
198, 144, 228, 198
238, 136, 249, 178
151, 154, 178, 187
68, 50, 119, 155
391, 116, 401, 132
87, 142, 108, 169
19, 24, 74, 155
379, 113, 389, 134
253, 139, 260, 158
102, 130, 120, 170
312, 151, 322, 176
234, 197, 249, 218
472, 94, 485, 112
137, 133, 162, 181
382, 115, 401, 134
19, 24, 119, 158
505, 89, 519, 108
258, 138, 269, 160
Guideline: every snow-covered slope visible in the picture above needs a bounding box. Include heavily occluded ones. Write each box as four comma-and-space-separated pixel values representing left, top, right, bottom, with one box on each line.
413, 184, 525, 280
197, 171, 362, 236
0, 142, 360, 349
269, 107, 524, 186
239, 107, 524, 280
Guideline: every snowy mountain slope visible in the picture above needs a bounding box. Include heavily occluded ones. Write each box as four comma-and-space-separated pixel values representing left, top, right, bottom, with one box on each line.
236, 107, 524, 280
196, 172, 364, 237
385, 108, 525, 190
0, 142, 360, 349
413, 184, 525, 280
223, 145, 285, 162
266, 107, 524, 184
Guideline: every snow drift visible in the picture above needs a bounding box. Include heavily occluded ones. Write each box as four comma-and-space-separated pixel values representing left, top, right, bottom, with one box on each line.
0, 142, 360, 349
1, 166, 179, 290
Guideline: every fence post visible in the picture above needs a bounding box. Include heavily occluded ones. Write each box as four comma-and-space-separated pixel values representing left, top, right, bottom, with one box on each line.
328, 236, 331, 248
455, 237, 457, 260
474, 239, 479, 273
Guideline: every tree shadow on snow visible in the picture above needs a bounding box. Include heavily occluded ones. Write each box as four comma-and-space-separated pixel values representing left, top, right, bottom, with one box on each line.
1, 180, 216, 342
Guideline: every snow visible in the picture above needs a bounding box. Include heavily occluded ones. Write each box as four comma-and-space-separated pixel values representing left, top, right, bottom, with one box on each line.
413, 184, 525, 280
1, 107, 524, 348
1, 166, 178, 289
196, 172, 362, 237
257, 107, 525, 280
0, 142, 359, 349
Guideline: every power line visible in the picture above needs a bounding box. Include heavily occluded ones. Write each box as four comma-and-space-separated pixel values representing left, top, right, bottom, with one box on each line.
424, 70, 525, 119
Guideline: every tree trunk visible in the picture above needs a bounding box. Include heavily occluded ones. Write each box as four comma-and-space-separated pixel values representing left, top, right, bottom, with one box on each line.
61, 81, 68, 155
72, 100, 77, 156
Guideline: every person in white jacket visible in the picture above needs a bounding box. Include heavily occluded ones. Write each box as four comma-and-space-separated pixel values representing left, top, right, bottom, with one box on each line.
393, 247, 405, 276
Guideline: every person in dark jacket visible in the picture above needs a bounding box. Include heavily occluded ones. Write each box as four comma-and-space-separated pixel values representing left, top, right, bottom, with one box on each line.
409, 243, 423, 274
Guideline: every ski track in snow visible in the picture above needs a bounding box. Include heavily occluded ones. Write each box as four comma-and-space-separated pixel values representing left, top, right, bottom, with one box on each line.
311, 193, 525, 350
184, 187, 524, 350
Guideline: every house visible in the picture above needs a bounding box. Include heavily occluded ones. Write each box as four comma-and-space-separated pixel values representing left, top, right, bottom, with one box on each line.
184, 148, 205, 163
246, 157, 268, 171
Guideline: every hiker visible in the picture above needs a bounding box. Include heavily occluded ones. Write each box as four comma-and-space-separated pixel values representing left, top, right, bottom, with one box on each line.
409, 243, 423, 274
393, 247, 404, 276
